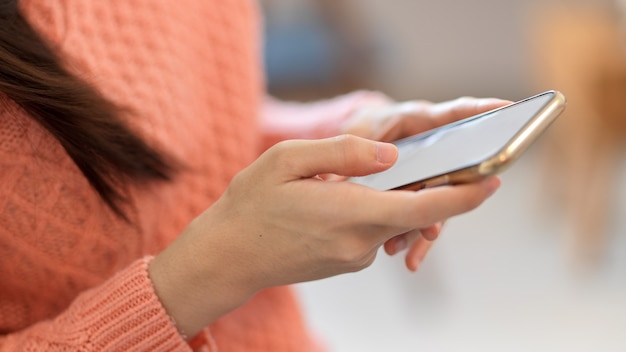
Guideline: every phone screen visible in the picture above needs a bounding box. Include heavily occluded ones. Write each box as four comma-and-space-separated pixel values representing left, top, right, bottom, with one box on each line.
349, 91, 556, 190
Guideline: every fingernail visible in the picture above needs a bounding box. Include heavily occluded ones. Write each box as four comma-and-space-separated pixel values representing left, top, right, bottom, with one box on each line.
376, 142, 397, 164
485, 177, 501, 197
395, 237, 407, 253
408, 258, 420, 272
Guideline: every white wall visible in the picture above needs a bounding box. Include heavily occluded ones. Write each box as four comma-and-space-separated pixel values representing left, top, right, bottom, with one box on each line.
343, 0, 614, 101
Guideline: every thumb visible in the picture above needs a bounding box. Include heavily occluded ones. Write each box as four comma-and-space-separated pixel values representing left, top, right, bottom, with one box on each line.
267, 135, 398, 180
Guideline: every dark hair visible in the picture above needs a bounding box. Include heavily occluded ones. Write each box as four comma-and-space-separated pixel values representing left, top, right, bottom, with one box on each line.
0, 1, 174, 219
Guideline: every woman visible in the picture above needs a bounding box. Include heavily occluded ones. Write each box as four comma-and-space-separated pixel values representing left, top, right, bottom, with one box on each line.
0, 0, 503, 350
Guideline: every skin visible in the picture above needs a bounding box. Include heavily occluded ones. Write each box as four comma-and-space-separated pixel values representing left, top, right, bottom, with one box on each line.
342, 94, 511, 270
149, 96, 510, 339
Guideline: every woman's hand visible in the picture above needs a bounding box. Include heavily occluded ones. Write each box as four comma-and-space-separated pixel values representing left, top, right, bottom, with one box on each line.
343, 92, 511, 142
342, 94, 511, 270
149, 135, 500, 338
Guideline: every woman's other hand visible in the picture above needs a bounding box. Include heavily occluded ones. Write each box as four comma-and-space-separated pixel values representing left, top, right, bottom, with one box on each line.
343, 92, 511, 142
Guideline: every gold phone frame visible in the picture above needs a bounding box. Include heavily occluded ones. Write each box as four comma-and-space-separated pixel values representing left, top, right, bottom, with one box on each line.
394, 90, 567, 191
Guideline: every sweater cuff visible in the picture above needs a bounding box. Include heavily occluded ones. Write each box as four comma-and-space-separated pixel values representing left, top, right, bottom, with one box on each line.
69, 257, 192, 351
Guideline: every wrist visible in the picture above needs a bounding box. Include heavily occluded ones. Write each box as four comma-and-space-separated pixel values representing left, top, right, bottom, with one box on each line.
148, 220, 256, 339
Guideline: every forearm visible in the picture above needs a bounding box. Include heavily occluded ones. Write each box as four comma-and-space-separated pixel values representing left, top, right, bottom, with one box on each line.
148, 218, 254, 340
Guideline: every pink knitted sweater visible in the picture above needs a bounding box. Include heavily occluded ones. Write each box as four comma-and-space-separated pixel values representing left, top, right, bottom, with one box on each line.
0, 1, 372, 350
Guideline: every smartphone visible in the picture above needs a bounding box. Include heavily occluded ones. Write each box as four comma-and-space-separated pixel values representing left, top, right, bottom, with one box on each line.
348, 90, 566, 191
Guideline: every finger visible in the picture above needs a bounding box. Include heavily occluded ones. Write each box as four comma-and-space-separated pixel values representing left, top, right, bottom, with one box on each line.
420, 222, 443, 241
266, 135, 398, 180
355, 176, 501, 231
374, 101, 435, 141
428, 97, 512, 127
383, 221, 442, 255
376, 98, 511, 142
383, 229, 421, 255
405, 236, 435, 272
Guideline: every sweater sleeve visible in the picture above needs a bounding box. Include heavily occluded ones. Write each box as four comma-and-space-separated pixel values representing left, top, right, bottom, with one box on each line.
259, 90, 390, 150
0, 257, 196, 352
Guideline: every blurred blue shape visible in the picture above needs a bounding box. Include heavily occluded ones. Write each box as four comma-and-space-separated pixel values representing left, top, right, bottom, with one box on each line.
263, 19, 341, 89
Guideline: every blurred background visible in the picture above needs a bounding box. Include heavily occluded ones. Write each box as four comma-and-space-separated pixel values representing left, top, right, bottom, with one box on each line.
261, 0, 626, 351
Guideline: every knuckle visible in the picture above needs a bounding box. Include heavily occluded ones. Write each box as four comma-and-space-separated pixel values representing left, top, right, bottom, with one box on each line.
402, 100, 432, 112
331, 238, 370, 266
455, 96, 480, 112
335, 248, 362, 266
267, 140, 292, 160
335, 133, 360, 149
267, 140, 298, 172
355, 90, 392, 105
223, 169, 250, 201
228, 169, 246, 188
456, 96, 476, 104
333, 134, 363, 166
346, 252, 377, 273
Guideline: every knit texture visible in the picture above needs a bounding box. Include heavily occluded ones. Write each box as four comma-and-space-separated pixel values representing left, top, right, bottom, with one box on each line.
0, 0, 329, 350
